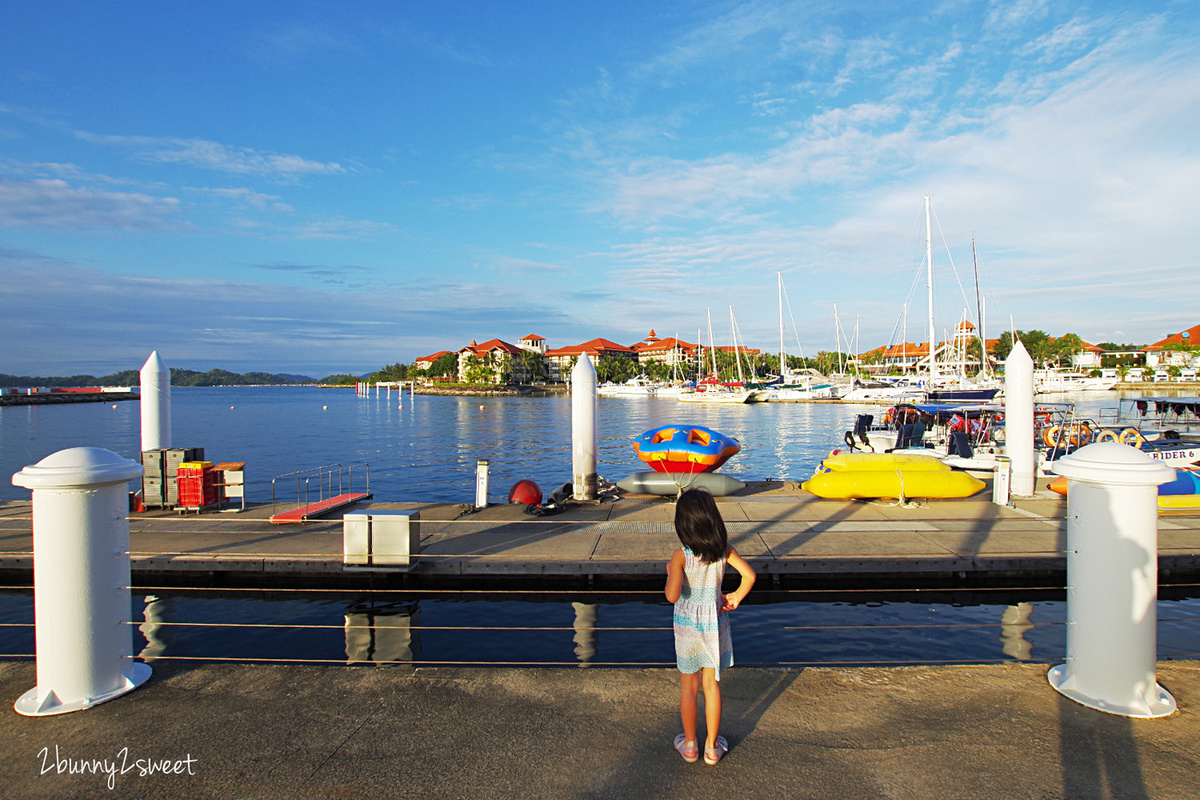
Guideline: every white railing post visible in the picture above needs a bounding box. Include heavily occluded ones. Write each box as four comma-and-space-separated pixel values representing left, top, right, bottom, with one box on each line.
12, 447, 151, 716
1048, 442, 1176, 717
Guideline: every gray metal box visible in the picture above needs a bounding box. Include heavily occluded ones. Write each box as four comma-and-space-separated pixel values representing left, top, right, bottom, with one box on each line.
343, 511, 420, 569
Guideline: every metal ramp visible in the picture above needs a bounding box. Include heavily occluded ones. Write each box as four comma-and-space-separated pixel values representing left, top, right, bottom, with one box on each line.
270, 463, 371, 524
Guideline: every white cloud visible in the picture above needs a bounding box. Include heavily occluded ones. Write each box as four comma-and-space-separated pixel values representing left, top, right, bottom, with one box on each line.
0, 177, 181, 230
0, 253, 573, 375
75, 132, 346, 180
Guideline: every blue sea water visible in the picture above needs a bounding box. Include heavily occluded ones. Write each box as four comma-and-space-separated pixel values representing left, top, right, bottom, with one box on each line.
0, 385, 1118, 503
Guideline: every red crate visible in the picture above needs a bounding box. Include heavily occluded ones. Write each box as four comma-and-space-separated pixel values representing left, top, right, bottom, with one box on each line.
177, 475, 218, 507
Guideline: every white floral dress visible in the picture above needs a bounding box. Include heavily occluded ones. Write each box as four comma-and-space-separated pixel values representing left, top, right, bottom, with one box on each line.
673, 546, 733, 679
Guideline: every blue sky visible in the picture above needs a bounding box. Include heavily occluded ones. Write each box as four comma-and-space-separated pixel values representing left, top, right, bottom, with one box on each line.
2, 0, 1198, 377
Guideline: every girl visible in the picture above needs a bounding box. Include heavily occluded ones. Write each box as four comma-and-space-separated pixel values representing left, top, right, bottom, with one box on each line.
665, 488, 756, 765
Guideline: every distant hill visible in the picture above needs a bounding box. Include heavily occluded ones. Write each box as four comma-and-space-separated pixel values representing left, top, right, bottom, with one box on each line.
0, 369, 317, 387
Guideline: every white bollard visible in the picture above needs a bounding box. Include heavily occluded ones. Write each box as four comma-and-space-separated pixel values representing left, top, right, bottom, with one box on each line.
992, 454, 1011, 505
475, 459, 490, 509
1004, 340, 1035, 496
11, 447, 151, 716
139, 351, 171, 452
571, 356, 598, 501
1047, 442, 1176, 717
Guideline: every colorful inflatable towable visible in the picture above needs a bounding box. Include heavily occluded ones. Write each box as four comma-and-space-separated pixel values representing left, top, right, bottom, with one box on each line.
634, 425, 740, 474
1050, 467, 1200, 511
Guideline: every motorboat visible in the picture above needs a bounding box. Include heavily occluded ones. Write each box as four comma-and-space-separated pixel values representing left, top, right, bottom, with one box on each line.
596, 376, 659, 397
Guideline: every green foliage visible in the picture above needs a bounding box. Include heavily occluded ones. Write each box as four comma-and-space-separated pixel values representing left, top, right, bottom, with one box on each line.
319, 374, 360, 386
993, 330, 1055, 365
0, 368, 316, 387
427, 352, 458, 378
370, 362, 409, 381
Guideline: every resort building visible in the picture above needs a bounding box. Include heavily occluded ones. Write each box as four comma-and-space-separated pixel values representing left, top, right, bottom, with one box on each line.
631, 330, 700, 369
415, 351, 453, 371
1145, 325, 1200, 369
518, 334, 547, 356
544, 338, 637, 382
455, 338, 530, 384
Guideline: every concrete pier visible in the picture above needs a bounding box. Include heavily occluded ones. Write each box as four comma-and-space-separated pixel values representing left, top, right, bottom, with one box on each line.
0, 659, 1196, 799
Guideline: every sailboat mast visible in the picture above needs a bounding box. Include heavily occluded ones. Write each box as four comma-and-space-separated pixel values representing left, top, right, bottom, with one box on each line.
700, 309, 710, 379
925, 195, 937, 382
973, 239, 986, 376
729, 305, 744, 384
778, 272, 785, 381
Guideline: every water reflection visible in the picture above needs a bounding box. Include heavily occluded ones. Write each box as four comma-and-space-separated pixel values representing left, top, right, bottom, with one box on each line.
572, 602, 597, 666
345, 600, 422, 664
138, 595, 175, 662
1000, 602, 1036, 660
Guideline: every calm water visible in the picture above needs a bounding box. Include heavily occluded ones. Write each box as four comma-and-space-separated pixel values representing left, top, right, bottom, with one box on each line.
0, 385, 1119, 503
0, 588, 1197, 666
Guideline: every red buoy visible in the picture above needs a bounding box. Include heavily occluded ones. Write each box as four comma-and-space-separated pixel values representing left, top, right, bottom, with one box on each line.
508, 479, 542, 505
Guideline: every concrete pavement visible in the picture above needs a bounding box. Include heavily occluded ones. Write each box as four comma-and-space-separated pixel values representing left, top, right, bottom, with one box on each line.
0, 659, 1196, 799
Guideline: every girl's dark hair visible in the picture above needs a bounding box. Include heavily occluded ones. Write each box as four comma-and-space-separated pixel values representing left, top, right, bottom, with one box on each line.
674, 488, 728, 564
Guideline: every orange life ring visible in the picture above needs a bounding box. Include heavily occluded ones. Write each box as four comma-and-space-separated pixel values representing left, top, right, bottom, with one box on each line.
1043, 426, 1064, 448
1118, 428, 1145, 448
1069, 425, 1092, 446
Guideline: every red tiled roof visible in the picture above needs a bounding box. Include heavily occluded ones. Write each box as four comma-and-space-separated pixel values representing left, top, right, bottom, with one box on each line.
546, 337, 636, 358
1145, 324, 1200, 351
459, 338, 525, 356
520, 334, 545, 341
634, 336, 698, 354
416, 350, 452, 364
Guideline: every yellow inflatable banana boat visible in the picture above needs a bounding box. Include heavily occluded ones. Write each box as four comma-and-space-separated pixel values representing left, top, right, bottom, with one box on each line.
803, 451, 985, 500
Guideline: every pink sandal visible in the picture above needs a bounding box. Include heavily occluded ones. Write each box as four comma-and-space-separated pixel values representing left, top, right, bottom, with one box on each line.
673, 734, 699, 763
704, 736, 728, 765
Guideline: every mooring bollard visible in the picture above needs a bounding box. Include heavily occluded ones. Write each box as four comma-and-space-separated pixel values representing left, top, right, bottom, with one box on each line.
1047, 442, 1176, 717
11, 447, 151, 716
571, 356, 597, 501
992, 454, 1011, 506
475, 459, 490, 509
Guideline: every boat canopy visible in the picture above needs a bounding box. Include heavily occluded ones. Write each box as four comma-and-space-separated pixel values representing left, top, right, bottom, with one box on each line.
1122, 397, 1200, 417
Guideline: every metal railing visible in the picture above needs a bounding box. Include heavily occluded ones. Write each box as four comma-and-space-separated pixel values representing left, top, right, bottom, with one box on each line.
270, 462, 370, 514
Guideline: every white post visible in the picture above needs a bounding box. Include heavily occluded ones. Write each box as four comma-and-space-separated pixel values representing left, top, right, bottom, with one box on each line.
1048, 442, 1176, 717
11, 447, 151, 716
139, 351, 171, 452
475, 460, 490, 509
571, 356, 598, 501
1004, 340, 1035, 496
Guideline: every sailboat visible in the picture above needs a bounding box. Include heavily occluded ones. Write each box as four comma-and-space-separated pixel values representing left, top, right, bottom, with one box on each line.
767, 273, 836, 401
677, 310, 752, 404
908, 196, 998, 403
